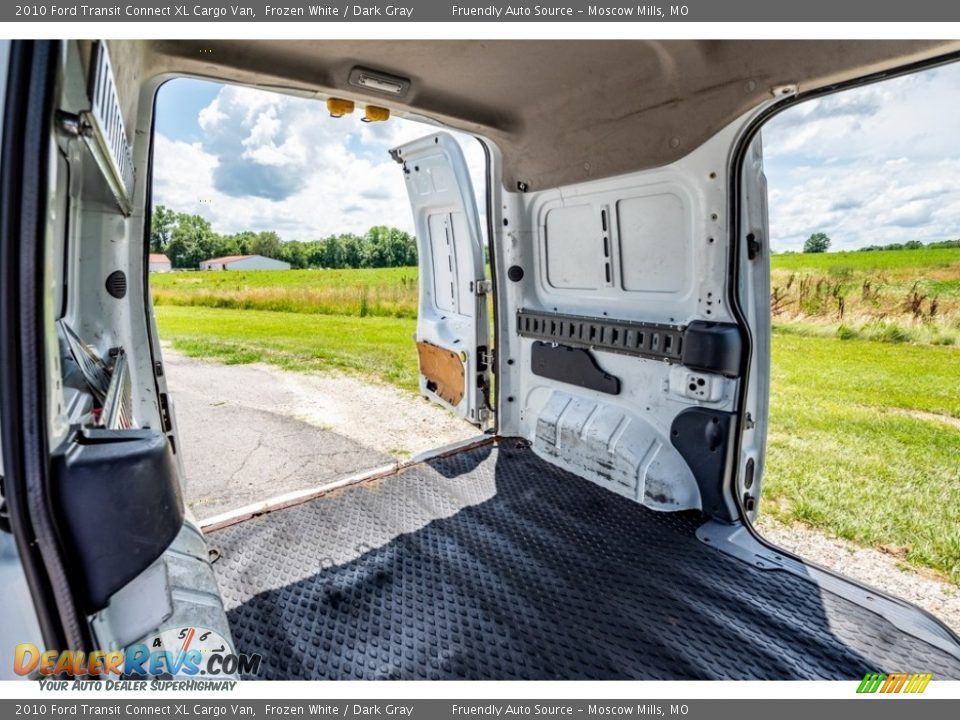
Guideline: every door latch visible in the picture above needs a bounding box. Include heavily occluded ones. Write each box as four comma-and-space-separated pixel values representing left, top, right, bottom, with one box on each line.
0, 476, 10, 534
478, 346, 495, 373
474, 280, 492, 295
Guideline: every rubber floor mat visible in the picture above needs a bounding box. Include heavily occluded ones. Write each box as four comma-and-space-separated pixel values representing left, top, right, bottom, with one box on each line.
209, 441, 960, 680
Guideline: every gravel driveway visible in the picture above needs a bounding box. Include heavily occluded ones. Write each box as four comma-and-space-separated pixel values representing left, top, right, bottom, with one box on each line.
164, 347, 476, 518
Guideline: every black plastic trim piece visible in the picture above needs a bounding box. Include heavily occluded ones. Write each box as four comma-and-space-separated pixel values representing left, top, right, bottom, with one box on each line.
681, 321, 743, 378
670, 408, 738, 521
105, 269, 126, 299
517, 309, 742, 377
50, 428, 184, 612
531, 342, 620, 395
518, 309, 683, 362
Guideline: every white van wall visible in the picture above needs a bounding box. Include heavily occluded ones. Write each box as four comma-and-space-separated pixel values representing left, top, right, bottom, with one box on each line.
491, 110, 767, 514
54, 43, 162, 437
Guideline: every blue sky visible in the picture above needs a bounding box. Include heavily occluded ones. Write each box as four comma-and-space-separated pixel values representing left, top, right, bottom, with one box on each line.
152, 78, 485, 239
153, 62, 960, 250
154, 79, 220, 144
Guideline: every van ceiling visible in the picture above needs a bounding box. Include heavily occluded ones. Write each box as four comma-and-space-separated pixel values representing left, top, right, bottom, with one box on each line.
114, 40, 960, 189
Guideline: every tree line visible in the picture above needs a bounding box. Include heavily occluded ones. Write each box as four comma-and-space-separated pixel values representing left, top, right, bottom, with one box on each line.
779, 232, 960, 255
150, 206, 418, 270
857, 238, 960, 252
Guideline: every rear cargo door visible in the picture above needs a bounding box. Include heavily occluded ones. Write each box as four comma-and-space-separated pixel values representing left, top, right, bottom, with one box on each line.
392, 132, 491, 425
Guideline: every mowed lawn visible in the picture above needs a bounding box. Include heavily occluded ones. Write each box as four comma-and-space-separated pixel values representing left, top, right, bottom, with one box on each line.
767, 335, 960, 583
157, 305, 419, 391
154, 253, 960, 583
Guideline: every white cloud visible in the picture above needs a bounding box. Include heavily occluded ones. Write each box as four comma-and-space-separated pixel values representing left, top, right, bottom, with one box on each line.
763, 63, 960, 250
153, 82, 487, 240
766, 157, 960, 251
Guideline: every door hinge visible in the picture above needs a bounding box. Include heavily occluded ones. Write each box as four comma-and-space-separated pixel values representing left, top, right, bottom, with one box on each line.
474, 279, 492, 295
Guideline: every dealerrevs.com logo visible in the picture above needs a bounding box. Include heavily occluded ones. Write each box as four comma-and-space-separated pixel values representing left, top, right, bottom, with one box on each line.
14, 626, 260, 684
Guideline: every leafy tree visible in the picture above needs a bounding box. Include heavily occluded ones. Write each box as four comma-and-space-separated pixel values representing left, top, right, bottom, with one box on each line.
250, 231, 282, 259
803, 232, 831, 254
322, 235, 345, 268
359, 226, 417, 268
859, 239, 958, 252
150, 205, 176, 253
278, 240, 309, 269
165, 213, 217, 269
214, 234, 241, 258
341, 234, 364, 269
225, 231, 257, 256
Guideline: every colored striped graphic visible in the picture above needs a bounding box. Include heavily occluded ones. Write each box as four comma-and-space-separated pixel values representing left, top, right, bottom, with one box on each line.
857, 672, 932, 693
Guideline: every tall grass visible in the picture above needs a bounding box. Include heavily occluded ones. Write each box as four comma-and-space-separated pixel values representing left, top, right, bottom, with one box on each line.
151, 268, 419, 319
769, 248, 960, 345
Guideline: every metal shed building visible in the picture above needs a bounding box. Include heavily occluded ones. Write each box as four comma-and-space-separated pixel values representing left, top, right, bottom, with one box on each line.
199, 254, 291, 271
149, 253, 172, 272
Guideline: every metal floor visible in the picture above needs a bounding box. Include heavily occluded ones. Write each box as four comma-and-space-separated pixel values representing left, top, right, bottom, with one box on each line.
209, 441, 960, 680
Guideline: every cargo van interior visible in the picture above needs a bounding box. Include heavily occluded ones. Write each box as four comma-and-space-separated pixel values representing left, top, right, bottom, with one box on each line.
2, 39, 960, 680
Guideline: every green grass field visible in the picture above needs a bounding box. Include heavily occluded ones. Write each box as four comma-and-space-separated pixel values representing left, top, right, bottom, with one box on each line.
771, 246, 960, 275
154, 247, 960, 583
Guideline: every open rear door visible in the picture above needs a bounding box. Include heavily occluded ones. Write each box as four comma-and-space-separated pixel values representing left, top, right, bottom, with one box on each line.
392, 132, 491, 426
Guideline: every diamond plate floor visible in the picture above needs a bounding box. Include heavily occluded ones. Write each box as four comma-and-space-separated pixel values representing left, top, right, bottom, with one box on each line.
209, 441, 960, 680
